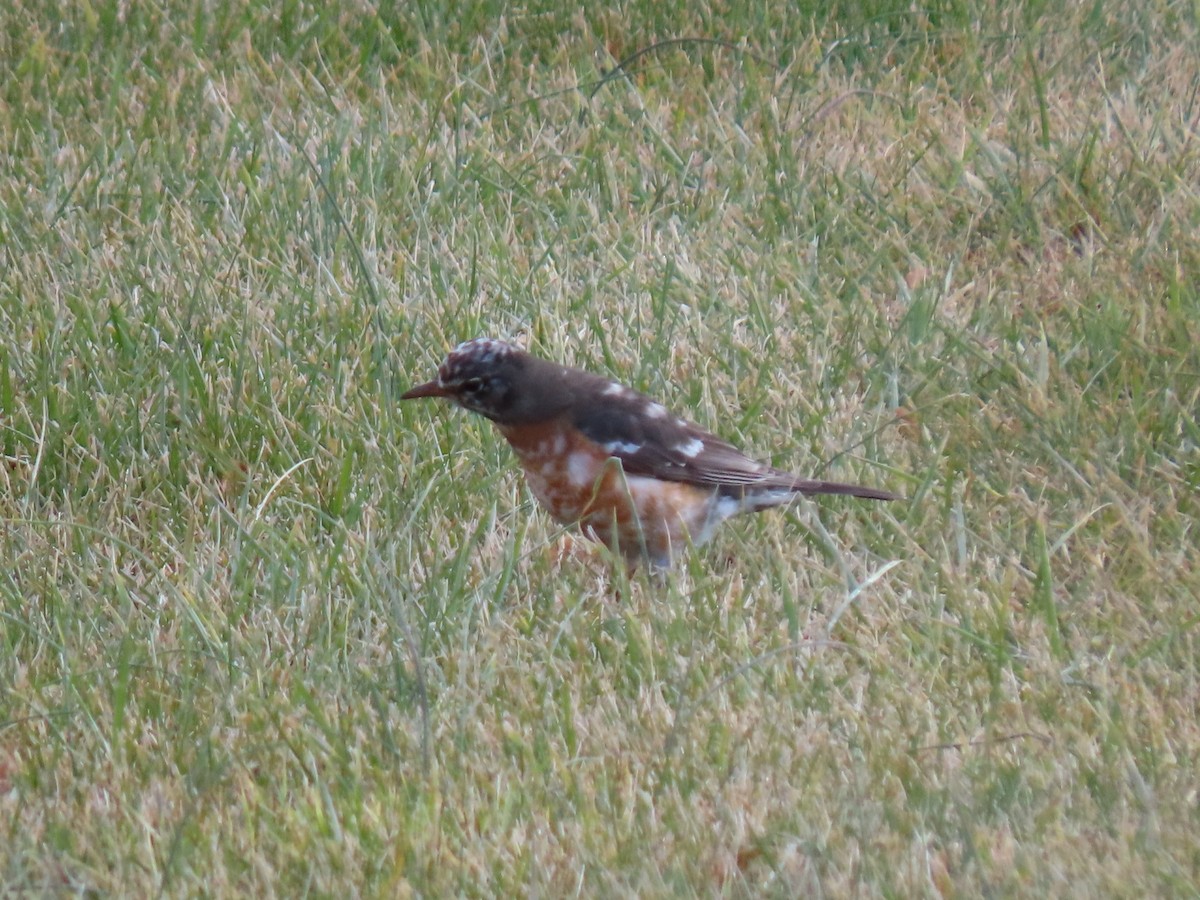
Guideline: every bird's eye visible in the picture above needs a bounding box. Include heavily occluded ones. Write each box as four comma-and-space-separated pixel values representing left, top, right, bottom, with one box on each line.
461, 377, 485, 394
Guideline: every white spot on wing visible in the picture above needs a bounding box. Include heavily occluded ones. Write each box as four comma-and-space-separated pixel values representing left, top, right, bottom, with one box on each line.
644, 402, 668, 419
602, 382, 628, 397
675, 437, 705, 458
602, 440, 641, 457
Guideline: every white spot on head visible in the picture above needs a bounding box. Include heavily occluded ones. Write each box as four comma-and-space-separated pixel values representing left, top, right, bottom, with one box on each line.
441, 338, 518, 379
674, 437, 705, 458
452, 337, 516, 359
644, 402, 668, 419
602, 440, 641, 457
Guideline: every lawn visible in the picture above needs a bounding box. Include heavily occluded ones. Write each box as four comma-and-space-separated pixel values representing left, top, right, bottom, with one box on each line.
2, 0, 1198, 895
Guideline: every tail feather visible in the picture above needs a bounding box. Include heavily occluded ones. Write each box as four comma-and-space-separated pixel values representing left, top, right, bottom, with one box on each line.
724, 473, 899, 512
789, 478, 898, 502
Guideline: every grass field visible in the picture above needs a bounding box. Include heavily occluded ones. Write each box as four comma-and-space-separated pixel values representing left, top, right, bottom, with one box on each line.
3, 0, 1199, 895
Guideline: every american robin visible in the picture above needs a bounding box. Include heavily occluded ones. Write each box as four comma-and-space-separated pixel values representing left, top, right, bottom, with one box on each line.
402, 338, 896, 569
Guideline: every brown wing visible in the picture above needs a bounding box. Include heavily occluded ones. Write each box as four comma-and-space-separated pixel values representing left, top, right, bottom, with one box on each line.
571, 386, 896, 501
570, 391, 766, 484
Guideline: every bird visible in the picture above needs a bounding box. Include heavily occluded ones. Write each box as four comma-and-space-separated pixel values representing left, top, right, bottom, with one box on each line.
401, 338, 896, 570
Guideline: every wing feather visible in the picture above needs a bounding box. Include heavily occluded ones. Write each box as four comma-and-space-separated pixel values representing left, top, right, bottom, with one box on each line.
571, 387, 897, 501
571, 395, 775, 488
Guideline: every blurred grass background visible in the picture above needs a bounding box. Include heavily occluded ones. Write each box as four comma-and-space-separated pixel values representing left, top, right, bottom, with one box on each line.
2, 0, 1198, 894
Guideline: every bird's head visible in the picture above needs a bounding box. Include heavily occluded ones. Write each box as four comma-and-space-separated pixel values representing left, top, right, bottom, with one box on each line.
400, 338, 526, 422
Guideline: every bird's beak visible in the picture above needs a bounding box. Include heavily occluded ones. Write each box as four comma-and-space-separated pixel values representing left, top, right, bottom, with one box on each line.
400, 379, 451, 400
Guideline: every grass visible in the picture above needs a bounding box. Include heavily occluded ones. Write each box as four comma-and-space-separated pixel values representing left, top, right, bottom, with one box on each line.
2, 0, 1199, 894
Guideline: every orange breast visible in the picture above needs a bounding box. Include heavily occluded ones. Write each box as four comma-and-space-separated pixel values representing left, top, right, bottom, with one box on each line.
496, 419, 718, 566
